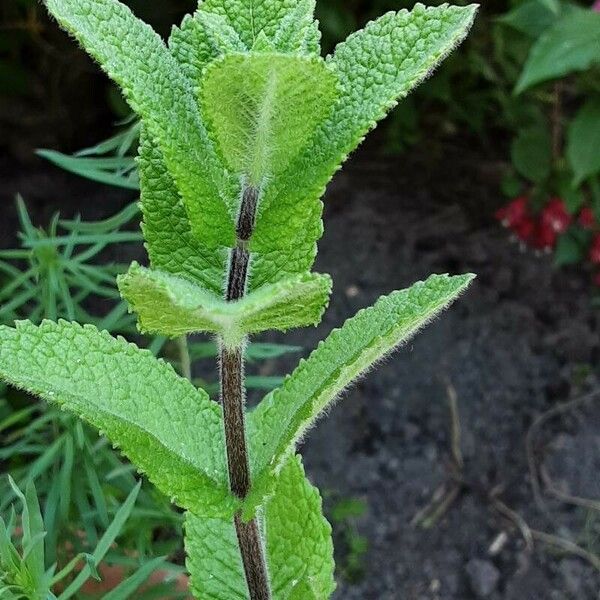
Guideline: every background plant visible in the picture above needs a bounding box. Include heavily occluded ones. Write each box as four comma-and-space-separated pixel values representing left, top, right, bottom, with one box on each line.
0, 200, 191, 596
1, 1, 477, 598
492, 0, 600, 286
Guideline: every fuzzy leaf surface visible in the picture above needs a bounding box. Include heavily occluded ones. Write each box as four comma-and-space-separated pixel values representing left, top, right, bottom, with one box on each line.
0, 320, 235, 517
185, 454, 334, 600
271, 0, 320, 54
202, 53, 338, 186
170, 9, 247, 88
118, 263, 331, 345
44, 0, 235, 248
138, 128, 226, 294
196, 0, 311, 48
247, 274, 475, 506
170, 0, 319, 85
169, 12, 218, 86
249, 4, 478, 288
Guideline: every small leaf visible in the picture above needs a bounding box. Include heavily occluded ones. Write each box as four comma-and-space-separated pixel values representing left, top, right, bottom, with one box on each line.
9, 479, 45, 586
511, 126, 552, 183
515, 10, 600, 93
169, 12, 220, 86
554, 228, 589, 267
0, 320, 235, 517
201, 53, 338, 186
247, 274, 474, 508
567, 98, 600, 185
272, 0, 319, 54
186, 454, 334, 600
118, 263, 331, 346
196, 11, 246, 56
249, 4, 478, 289
252, 31, 276, 52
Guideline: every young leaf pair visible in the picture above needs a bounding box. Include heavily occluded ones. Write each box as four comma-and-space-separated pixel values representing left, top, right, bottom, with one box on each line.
0, 0, 477, 598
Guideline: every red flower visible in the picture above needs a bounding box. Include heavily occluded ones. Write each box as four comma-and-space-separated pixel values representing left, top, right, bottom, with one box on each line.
578, 206, 595, 229
531, 221, 558, 250
513, 216, 536, 244
589, 234, 600, 264
541, 198, 571, 234
495, 196, 529, 228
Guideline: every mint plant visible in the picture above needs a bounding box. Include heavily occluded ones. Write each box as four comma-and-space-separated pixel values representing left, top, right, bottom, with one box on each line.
0, 1, 477, 598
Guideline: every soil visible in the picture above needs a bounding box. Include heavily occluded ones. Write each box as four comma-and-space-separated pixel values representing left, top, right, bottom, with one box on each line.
2, 141, 600, 599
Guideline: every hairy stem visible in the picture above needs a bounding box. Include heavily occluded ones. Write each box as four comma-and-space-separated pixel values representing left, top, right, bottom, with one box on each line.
220, 184, 271, 600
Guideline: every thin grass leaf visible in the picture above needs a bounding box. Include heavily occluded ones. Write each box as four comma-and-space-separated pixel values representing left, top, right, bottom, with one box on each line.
58, 434, 74, 522
57, 481, 141, 600
60, 203, 140, 233
100, 556, 166, 600
83, 453, 110, 528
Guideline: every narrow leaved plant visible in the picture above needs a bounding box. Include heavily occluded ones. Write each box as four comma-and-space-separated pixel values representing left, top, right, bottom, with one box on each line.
0, 1, 477, 598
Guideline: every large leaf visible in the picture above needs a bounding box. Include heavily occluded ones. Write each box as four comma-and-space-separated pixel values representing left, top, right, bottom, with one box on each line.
43, 0, 235, 248
515, 10, 600, 93
249, 4, 478, 289
0, 320, 235, 517
201, 53, 338, 186
185, 454, 334, 600
567, 98, 600, 185
138, 128, 226, 295
118, 263, 331, 347
246, 274, 475, 507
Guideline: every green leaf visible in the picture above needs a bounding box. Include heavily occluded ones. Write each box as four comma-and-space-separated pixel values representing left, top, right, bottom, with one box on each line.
554, 228, 589, 267
515, 11, 600, 93
201, 53, 338, 186
196, 11, 246, 56
197, 0, 309, 48
498, 0, 563, 38
168, 12, 218, 86
185, 454, 334, 600
43, 0, 235, 248
36, 149, 139, 190
249, 4, 478, 289
138, 127, 226, 295
0, 320, 235, 517
9, 479, 45, 587
247, 274, 474, 508
118, 263, 331, 347
511, 126, 552, 183
57, 482, 141, 600
271, 0, 319, 54
567, 98, 600, 185
100, 556, 166, 600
